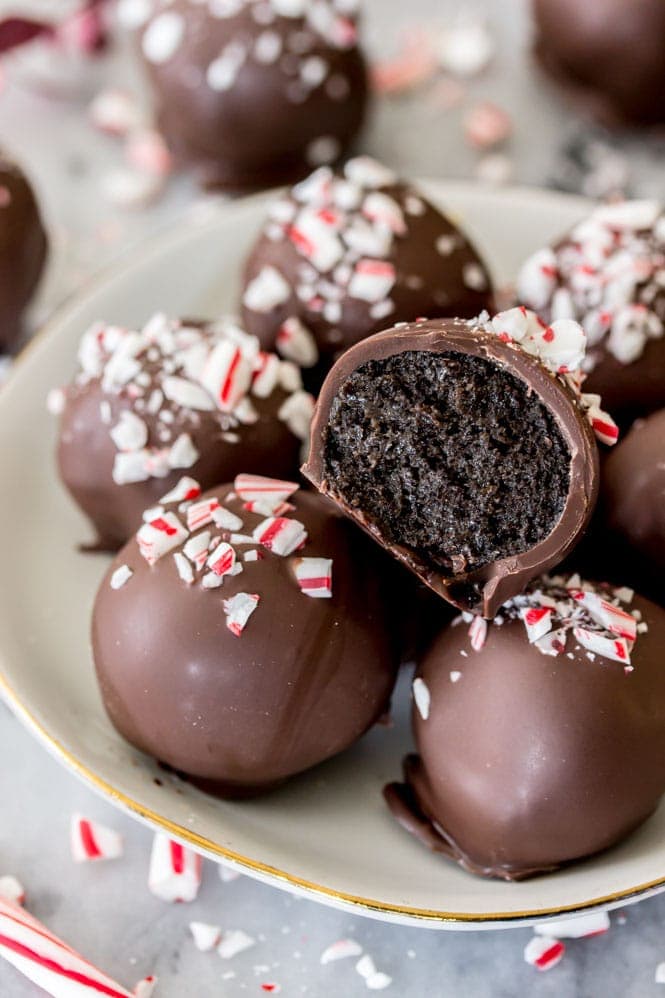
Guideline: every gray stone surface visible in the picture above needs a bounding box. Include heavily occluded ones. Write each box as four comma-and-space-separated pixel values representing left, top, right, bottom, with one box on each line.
1, 1, 665, 995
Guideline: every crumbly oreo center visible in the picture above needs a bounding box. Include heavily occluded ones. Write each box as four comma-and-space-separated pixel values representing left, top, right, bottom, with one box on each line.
323, 350, 570, 574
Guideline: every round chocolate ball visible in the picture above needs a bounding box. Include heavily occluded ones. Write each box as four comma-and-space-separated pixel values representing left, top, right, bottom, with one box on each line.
240, 157, 494, 386
55, 314, 311, 550
517, 200, 665, 427
533, 0, 665, 126
0, 152, 47, 353
386, 576, 665, 880
131, 0, 369, 190
601, 409, 665, 594
93, 481, 399, 795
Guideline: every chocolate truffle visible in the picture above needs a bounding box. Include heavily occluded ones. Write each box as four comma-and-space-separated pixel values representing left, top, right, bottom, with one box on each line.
385, 575, 665, 880
130, 0, 368, 190
0, 152, 47, 353
303, 308, 616, 617
240, 157, 494, 385
533, 0, 665, 126
55, 313, 312, 550
93, 476, 399, 795
518, 200, 665, 426
601, 408, 665, 594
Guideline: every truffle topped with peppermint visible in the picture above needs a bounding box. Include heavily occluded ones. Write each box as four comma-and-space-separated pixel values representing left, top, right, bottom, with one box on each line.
385, 573, 665, 881
240, 156, 494, 384
517, 200, 665, 424
304, 308, 618, 618
93, 475, 399, 795
0, 151, 47, 353
125, 0, 368, 190
54, 313, 312, 550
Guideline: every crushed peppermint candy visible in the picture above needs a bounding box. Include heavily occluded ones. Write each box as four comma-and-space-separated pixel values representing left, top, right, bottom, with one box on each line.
412, 677, 430, 720
517, 201, 665, 372
52, 314, 313, 488
524, 935, 565, 971
114, 477, 335, 639
484, 308, 618, 446
244, 156, 481, 343
456, 575, 645, 667
70, 814, 123, 863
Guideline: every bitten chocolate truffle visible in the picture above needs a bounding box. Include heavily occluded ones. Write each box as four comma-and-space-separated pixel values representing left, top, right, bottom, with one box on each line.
0, 152, 47, 352
517, 200, 665, 426
385, 576, 665, 881
54, 313, 312, 550
303, 308, 616, 617
601, 408, 665, 592
240, 157, 494, 385
93, 476, 399, 795
130, 0, 368, 190
532, 0, 665, 126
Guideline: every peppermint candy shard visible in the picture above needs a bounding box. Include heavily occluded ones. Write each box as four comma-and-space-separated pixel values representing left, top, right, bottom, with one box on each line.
234, 474, 299, 509
294, 557, 332, 597
412, 677, 430, 720
524, 935, 565, 971
148, 833, 202, 903
217, 929, 256, 959
468, 615, 488, 651
223, 593, 260, 636
534, 911, 609, 939
207, 542, 236, 578
320, 938, 363, 964
70, 814, 123, 863
0, 876, 25, 906
137, 513, 188, 565
253, 517, 308, 556
159, 477, 201, 505
189, 922, 221, 952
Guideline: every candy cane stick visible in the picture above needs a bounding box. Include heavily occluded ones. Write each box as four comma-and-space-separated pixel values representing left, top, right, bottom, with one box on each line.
0, 896, 139, 997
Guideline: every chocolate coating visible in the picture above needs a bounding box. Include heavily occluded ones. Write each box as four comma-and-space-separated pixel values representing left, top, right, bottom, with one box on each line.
0, 153, 47, 352
93, 485, 399, 795
303, 316, 599, 617
533, 0, 665, 126
517, 200, 665, 428
56, 316, 306, 550
135, 0, 368, 190
386, 582, 665, 880
240, 158, 494, 385
600, 409, 665, 600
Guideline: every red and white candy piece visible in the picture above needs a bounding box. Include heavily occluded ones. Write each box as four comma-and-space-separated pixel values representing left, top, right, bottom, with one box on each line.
348, 259, 396, 303
200, 341, 252, 413
162, 375, 214, 412
70, 814, 123, 863
148, 833, 202, 903
253, 517, 308, 556
571, 591, 637, 642
521, 606, 554, 644
183, 531, 210, 570
293, 557, 332, 598
0, 877, 25, 906
362, 192, 406, 234
582, 396, 619, 446
233, 479, 297, 511
517, 248, 558, 311
288, 208, 344, 272
276, 317, 319, 368
187, 497, 220, 531
223, 593, 260, 636
573, 627, 631, 665
137, 513, 188, 565
534, 911, 609, 939
207, 542, 236, 578
0, 895, 141, 997
524, 934, 565, 971
468, 616, 488, 651
110, 565, 133, 590
159, 477, 201, 505
320, 938, 363, 964
252, 351, 281, 398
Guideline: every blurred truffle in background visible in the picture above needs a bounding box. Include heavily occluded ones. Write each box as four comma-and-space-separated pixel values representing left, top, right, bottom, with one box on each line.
0, 152, 47, 354
532, 0, 665, 126
122, 0, 369, 191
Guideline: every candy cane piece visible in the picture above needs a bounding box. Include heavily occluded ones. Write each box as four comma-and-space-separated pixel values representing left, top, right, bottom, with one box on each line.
148, 834, 202, 903
70, 814, 123, 863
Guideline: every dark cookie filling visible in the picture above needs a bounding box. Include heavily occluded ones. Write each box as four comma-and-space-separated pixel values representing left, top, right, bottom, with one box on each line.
323, 350, 570, 574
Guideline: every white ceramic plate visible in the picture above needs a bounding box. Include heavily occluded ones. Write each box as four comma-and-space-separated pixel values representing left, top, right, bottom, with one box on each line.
2, 182, 664, 931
